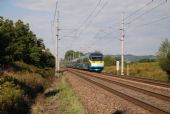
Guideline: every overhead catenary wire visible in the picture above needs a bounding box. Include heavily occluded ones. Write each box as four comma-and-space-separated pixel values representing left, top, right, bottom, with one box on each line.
65, 0, 109, 51
52, 0, 59, 56
77, 0, 109, 37
60, 0, 169, 57
76, 0, 102, 32
93, 29, 120, 40
126, 0, 168, 25
141, 15, 170, 26
125, 0, 154, 20
64, 0, 102, 39
52, 0, 58, 27
80, 0, 156, 43
126, 15, 170, 33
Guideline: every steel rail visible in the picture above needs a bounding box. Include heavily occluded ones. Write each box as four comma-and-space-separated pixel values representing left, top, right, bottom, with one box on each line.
101, 72, 170, 88
72, 69, 170, 102
68, 69, 170, 114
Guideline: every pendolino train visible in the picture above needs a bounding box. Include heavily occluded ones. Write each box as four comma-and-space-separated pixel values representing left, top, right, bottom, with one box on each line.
66, 52, 104, 72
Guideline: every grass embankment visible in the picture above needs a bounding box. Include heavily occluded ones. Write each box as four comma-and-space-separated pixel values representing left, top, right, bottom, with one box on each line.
0, 61, 54, 114
32, 76, 87, 114
56, 76, 87, 114
103, 62, 169, 81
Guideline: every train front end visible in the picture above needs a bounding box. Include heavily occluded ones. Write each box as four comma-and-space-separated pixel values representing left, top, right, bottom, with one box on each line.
89, 53, 104, 72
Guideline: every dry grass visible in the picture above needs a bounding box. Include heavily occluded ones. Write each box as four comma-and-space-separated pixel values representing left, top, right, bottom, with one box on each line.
103, 62, 169, 81
31, 76, 87, 114
0, 62, 54, 114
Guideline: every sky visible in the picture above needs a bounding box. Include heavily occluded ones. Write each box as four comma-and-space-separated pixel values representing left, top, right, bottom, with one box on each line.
0, 0, 170, 58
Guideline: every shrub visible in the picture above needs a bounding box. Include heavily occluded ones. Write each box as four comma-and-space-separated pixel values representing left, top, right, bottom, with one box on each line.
157, 39, 170, 80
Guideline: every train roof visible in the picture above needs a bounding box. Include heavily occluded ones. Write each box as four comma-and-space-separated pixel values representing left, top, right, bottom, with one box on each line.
85, 52, 103, 56
70, 52, 103, 62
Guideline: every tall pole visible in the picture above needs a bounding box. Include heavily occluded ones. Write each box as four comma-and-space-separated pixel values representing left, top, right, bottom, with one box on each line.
120, 14, 125, 76
56, 11, 60, 72
54, 0, 59, 76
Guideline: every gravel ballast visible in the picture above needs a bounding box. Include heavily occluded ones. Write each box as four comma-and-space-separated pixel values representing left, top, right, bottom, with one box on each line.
65, 71, 153, 114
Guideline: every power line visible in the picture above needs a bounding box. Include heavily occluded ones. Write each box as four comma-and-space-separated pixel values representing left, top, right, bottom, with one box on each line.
142, 15, 170, 26
53, 0, 58, 24
61, 0, 102, 48
95, 29, 119, 40
75, 0, 102, 32
125, 0, 154, 20
77, 0, 109, 37
128, 15, 170, 32
101, 1, 154, 38
65, 0, 109, 51
126, 0, 167, 25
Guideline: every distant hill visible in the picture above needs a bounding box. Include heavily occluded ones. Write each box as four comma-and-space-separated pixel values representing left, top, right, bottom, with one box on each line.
107, 54, 156, 62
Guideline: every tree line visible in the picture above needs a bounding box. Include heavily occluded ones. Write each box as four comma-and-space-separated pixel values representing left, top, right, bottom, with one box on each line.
0, 17, 55, 68
64, 39, 170, 80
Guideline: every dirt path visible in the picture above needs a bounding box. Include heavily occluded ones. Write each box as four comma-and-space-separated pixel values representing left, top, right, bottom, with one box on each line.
31, 78, 59, 114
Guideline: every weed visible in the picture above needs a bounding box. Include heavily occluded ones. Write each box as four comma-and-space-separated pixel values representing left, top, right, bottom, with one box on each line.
103, 62, 168, 81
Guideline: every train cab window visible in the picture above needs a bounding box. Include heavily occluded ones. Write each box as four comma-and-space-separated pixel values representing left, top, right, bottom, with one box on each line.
91, 56, 103, 61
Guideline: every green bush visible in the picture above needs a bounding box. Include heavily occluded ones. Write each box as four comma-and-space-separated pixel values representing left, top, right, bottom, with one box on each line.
0, 78, 28, 114
104, 55, 115, 66
157, 39, 170, 80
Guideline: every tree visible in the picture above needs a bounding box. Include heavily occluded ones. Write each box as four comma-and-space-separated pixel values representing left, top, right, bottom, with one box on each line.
0, 17, 55, 68
157, 39, 170, 80
39, 49, 55, 68
64, 50, 84, 61
0, 18, 14, 65
104, 55, 115, 66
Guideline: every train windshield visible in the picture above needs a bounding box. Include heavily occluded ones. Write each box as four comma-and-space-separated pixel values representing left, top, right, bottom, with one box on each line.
91, 56, 103, 61
90, 56, 103, 61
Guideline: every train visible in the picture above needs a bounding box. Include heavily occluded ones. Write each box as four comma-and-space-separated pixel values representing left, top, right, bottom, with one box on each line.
66, 52, 104, 72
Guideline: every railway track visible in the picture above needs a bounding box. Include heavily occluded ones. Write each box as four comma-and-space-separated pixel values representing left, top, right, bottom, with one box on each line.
67, 68, 170, 114
101, 72, 170, 88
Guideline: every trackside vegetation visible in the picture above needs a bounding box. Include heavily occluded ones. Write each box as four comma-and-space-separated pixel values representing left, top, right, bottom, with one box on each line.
56, 76, 87, 114
0, 16, 55, 68
0, 17, 55, 114
103, 39, 170, 81
31, 76, 87, 114
103, 62, 168, 81
0, 62, 55, 114
157, 39, 170, 81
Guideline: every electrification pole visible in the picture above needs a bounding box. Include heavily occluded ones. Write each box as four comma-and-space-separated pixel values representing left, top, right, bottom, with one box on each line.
56, 11, 60, 73
120, 14, 125, 76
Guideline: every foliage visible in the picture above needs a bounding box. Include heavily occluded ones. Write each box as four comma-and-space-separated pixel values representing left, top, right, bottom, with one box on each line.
64, 50, 84, 60
31, 76, 87, 114
0, 79, 27, 114
157, 39, 170, 80
0, 61, 55, 114
0, 17, 55, 68
104, 55, 116, 66
137, 59, 156, 63
103, 62, 168, 81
